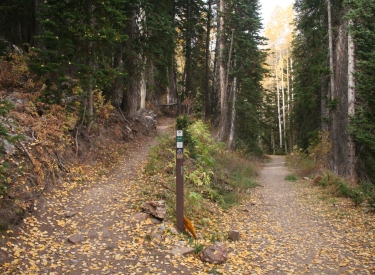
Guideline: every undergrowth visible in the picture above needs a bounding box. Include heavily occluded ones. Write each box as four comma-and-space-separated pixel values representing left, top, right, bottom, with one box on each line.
0, 53, 143, 229
287, 131, 375, 209
143, 116, 258, 226
314, 173, 375, 208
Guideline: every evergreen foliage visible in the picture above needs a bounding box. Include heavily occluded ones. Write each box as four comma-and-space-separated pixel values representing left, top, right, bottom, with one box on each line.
29, 0, 128, 104
292, 0, 329, 150
346, 0, 375, 182
227, 0, 267, 155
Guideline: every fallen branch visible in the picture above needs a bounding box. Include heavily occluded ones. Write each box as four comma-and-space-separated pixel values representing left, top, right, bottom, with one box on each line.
17, 141, 34, 163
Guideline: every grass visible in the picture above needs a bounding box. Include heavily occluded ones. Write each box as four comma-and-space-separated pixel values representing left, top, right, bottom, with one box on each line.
284, 174, 297, 182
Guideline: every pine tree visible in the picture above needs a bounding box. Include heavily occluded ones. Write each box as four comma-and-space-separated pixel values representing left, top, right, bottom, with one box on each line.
347, 0, 375, 182
30, 0, 127, 115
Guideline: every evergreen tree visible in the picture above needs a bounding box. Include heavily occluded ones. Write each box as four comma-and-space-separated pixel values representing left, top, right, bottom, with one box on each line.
347, 0, 375, 182
29, 0, 127, 128
227, 0, 267, 154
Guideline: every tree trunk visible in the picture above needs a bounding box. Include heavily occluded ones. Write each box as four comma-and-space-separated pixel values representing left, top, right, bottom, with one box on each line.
227, 75, 237, 150
167, 2, 177, 105
321, 75, 330, 132
276, 56, 282, 149
86, 0, 94, 133
328, 0, 338, 173
218, 0, 228, 141
281, 54, 287, 152
205, 0, 212, 119
121, 12, 139, 118
184, 0, 193, 98
347, 20, 356, 182
140, 55, 147, 109
287, 51, 290, 113
167, 59, 177, 104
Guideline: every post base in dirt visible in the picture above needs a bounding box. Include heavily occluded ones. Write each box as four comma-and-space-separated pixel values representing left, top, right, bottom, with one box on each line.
176, 158, 184, 231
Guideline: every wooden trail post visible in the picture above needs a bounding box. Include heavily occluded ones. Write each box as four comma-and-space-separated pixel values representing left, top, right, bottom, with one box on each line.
176, 130, 184, 231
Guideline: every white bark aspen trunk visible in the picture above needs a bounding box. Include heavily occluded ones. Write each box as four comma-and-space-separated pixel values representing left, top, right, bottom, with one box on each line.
287, 51, 290, 113
140, 55, 147, 109
228, 76, 237, 149
139, 8, 147, 110
291, 58, 294, 102
281, 54, 287, 152
347, 20, 356, 182
276, 57, 282, 148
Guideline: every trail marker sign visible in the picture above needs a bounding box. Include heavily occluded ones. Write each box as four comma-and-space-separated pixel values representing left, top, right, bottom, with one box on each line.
176, 130, 184, 231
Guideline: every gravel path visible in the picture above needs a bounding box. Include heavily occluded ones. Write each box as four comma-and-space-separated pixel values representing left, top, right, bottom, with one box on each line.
1, 141, 375, 274
236, 155, 375, 274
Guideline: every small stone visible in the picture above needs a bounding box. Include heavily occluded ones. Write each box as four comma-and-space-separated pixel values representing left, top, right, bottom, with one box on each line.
303, 177, 310, 180
66, 211, 78, 218
141, 200, 166, 220
170, 246, 195, 256
228, 230, 240, 241
199, 242, 228, 264
68, 234, 85, 244
2, 139, 15, 155
70, 259, 79, 264
88, 230, 99, 238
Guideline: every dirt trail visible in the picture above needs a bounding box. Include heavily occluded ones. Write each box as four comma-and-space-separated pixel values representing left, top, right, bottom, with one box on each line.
238, 155, 375, 274
1, 117, 194, 274
1, 136, 375, 274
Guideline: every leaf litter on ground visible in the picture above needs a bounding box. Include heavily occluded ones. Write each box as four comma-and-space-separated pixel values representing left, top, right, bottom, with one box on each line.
1, 130, 375, 274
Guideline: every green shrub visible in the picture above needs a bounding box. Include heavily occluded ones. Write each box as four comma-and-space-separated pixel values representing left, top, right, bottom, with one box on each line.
144, 119, 258, 221
284, 174, 297, 182
315, 173, 367, 207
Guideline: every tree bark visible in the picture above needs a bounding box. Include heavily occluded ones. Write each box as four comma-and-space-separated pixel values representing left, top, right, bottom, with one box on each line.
276, 56, 282, 149
121, 12, 139, 118
86, 0, 94, 133
167, 1, 177, 105
218, 0, 228, 141
205, 0, 212, 119
347, 20, 356, 182
281, 54, 287, 152
140, 55, 147, 109
328, 0, 338, 173
184, 0, 193, 99
228, 75, 237, 149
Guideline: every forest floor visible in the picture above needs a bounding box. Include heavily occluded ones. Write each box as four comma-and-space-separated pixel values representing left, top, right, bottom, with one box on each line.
1, 118, 375, 274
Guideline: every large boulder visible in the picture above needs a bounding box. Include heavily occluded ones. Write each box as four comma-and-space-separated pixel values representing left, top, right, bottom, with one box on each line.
199, 242, 228, 264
